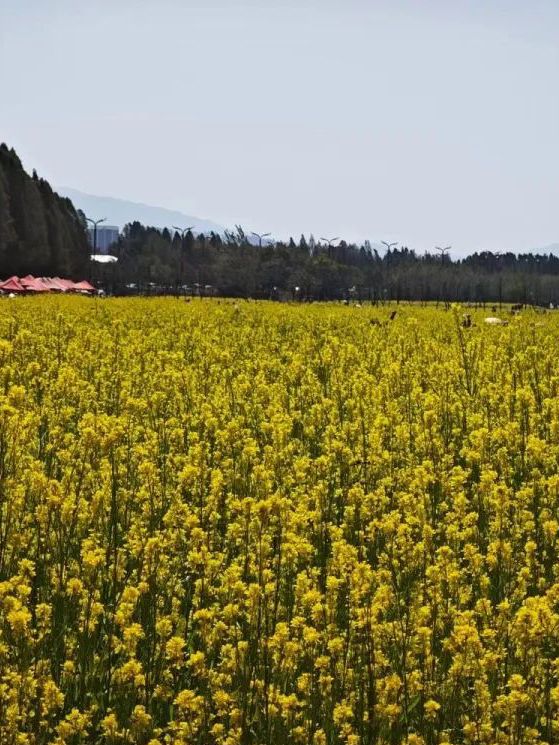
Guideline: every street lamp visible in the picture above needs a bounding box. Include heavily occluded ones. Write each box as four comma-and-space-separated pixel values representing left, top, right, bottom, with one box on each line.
435, 245, 451, 261
251, 231, 271, 248
86, 216, 106, 255
172, 226, 194, 239
321, 237, 339, 259
435, 246, 452, 307
173, 226, 194, 291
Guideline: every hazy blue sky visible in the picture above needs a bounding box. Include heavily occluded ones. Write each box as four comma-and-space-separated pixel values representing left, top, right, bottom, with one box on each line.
1, 0, 558, 253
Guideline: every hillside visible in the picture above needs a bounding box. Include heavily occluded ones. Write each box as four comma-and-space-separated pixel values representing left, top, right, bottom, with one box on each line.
0, 145, 90, 278
59, 187, 225, 235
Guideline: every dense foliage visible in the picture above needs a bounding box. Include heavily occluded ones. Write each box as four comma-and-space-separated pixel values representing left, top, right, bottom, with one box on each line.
1, 144, 559, 305
1, 297, 559, 744
98, 224, 559, 305
0, 144, 90, 279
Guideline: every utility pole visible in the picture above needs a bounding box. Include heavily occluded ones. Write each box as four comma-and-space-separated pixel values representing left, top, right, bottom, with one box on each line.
173, 226, 194, 292
251, 232, 271, 248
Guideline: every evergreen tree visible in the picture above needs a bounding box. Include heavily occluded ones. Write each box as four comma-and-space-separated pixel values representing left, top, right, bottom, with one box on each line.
0, 143, 90, 278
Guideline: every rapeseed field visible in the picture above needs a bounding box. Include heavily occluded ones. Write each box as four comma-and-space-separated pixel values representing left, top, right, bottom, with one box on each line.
0, 297, 558, 745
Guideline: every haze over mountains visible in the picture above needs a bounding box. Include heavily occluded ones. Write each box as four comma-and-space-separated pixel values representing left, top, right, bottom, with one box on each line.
59, 186, 558, 257
59, 187, 225, 235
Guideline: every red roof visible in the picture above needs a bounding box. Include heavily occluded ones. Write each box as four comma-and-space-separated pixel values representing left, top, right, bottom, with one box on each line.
35, 277, 51, 291
55, 278, 77, 290
42, 277, 68, 291
73, 280, 95, 292
20, 275, 49, 292
0, 276, 96, 293
0, 276, 25, 292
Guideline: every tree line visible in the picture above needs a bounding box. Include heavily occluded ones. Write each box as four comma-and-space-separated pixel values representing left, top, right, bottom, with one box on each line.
0, 144, 90, 279
95, 222, 559, 305
2, 143, 558, 305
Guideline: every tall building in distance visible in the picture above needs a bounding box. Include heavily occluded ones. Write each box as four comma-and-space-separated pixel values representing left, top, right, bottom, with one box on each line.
88, 225, 119, 254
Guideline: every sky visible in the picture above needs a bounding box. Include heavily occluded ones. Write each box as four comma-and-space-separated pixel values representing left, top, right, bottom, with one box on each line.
1, 0, 558, 254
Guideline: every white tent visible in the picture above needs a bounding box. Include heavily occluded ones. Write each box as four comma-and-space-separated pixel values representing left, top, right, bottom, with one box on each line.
91, 254, 118, 263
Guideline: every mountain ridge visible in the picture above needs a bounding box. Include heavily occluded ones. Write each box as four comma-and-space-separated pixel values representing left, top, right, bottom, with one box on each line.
58, 187, 225, 235
59, 186, 558, 256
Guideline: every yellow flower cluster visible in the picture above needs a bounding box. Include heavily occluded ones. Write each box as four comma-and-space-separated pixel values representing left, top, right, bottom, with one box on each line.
0, 296, 559, 745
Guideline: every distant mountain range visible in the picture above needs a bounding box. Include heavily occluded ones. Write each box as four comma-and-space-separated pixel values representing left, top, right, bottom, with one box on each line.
58, 187, 558, 256
58, 187, 225, 235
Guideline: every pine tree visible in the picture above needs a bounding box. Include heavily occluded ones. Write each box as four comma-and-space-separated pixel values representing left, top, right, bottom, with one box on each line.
0, 160, 17, 274
0, 143, 90, 278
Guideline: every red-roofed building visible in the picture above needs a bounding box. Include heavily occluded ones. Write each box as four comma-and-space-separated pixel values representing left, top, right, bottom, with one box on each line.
38, 277, 66, 291
35, 277, 53, 291
20, 275, 49, 292
0, 276, 97, 294
73, 280, 96, 292
55, 278, 77, 291
0, 276, 25, 292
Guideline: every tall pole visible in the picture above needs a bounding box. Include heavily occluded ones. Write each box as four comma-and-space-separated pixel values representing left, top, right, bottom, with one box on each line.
85, 216, 106, 283
435, 245, 451, 262
435, 246, 451, 307
86, 216, 107, 255
251, 231, 271, 248
494, 251, 503, 310
321, 237, 339, 259
172, 226, 194, 240
173, 226, 194, 292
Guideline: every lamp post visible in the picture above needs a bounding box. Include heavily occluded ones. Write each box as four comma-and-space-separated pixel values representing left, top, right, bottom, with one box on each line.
251, 231, 271, 248
173, 226, 194, 240
86, 217, 106, 255
435, 245, 451, 262
85, 217, 106, 283
435, 246, 451, 307
173, 226, 194, 292
382, 241, 398, 252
